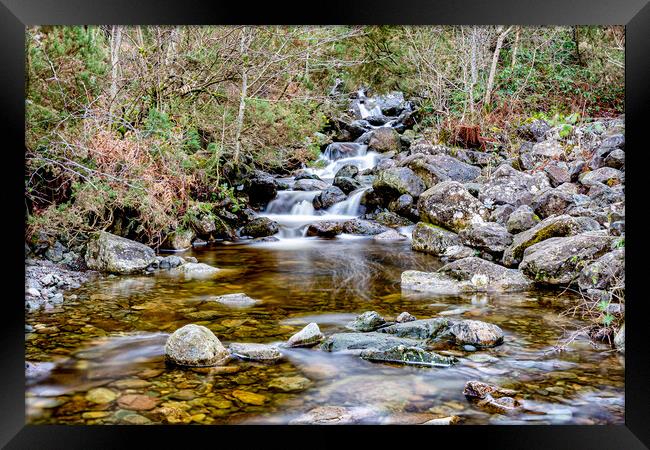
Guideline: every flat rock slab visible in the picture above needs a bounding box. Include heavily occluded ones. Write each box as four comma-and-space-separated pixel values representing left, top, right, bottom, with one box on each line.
377, 318, 450, 339
320, 332, 426, 353
360, 345, 457, 367
229, 343, 282, 362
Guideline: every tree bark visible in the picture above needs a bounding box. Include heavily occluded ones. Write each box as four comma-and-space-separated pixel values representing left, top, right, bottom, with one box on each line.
511, 26, 520, 68
484, 26, 512, 106
233, 27, 250, 165
109, 26, 123, 116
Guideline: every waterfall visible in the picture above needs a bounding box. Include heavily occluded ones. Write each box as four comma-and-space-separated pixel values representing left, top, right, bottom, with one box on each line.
328, 187, 369, 216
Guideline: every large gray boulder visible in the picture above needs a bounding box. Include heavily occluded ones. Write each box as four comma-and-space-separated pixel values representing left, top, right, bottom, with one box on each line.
161, 229, 195, 251
246, 170, 278, 206
506, 205, 540, 234
165, 324, 230, 367
578, 249, 624, 291
447, 320, 504, 347
368, 127, 401, 152
519, 232, 616, 285
305, 221, 344, 238
459, 222, 513, 254
579, 167, 625, 187
502, 214, 601, 267
406, 157, 451, 188
313, 186, 347, 210
85, 231, 156, 274
418, 181, 489, 233
294, 178, 329, 191
373, 167, 426, 198
342, 218, 390, 236
407, 154, 480, 183
411, 222, 462, 256
240, 217, 279, 238
479, 164, 548, 207
401, 257, 532, 293
532, 188, 575, 219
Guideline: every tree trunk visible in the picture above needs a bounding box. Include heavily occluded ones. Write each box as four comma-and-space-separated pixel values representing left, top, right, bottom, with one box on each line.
511, 26, 520, 68
233, 27, 250, 165
109, 26, 123, 116
484, 26, 512, 106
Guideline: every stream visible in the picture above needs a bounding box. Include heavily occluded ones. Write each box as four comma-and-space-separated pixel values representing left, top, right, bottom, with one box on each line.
24, 90, 625, 425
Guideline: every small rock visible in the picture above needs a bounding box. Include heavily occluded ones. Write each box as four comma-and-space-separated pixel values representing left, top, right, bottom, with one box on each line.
268, 376, 311, 392
396, 312, 416, 323
287, 323, 324, 348
346, 311, 386, 332
231, 389, 267, 406
117, 394, 160, 411
85, 387, 117, 404
165, 324, 230, 367
212, 293, 259, 307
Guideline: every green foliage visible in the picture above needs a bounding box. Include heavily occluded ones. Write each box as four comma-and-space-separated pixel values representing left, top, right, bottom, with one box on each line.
144, 108, 172, 139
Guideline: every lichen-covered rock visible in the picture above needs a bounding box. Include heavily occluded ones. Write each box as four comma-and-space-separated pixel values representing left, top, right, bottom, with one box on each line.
490, 204, 516, 226
368, 127, 401, 152
506, 205, 540, 234
293, 178, 329, 191
402, 258, 532, 294
463, 380, 521, 414
517, 119, 551, 142
165, 324, 230, 367
604, 149, 625, 170
335, 164, 360, 178
346, 311, 386, 332
502, 214, 601, 267
577, 249, 624, 291
373, 229, 405, 240
229, 343, 282, 362
396, 312, 416, 323
418, 181, 488, 233
388, 194, 418, 219
579, 167, 625, 186
519, 232, 616, 285
479, 164, 549, 208
321, 332, 425, 353
532, 188, 575, 219
305, 221, 344, 238
448, 320, 504, 347
240, 217, 279, 238
614, 323, 625, 353
377, 318, 450, 339
287, 323, 324, 347
406, 157, 451, 188
85, 231, 156, 274
342, 218, 390, 235
371, 211, 411, 229
360, 346, 457, 367
171, 262, 220, 277
407, 154, 480, 183
544, 161, 571, 187
312, 186, 347, 210
373, 167, 426, 199
459, 222, 513, 254
333, 176, 363, 194
411, 222, 462, 255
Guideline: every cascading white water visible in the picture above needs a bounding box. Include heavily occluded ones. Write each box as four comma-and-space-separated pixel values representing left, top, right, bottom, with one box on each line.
356, 88, 382, 119
266, 191, 318, 215
307, 143, 379, 180
328, 187, 370, 215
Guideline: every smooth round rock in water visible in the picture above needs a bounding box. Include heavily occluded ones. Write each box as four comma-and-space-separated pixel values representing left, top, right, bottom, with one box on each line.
165, 324, 230, 367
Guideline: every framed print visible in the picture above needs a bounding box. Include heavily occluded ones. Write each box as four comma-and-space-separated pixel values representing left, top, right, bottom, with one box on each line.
1, 0, 648, 448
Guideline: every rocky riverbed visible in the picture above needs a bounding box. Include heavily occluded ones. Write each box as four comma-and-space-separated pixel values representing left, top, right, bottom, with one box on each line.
25, 89, 625, 425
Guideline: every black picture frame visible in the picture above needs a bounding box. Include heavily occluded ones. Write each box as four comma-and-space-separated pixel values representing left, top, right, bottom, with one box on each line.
2, 1, 648, 447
